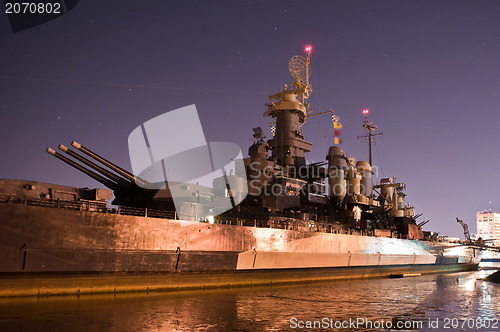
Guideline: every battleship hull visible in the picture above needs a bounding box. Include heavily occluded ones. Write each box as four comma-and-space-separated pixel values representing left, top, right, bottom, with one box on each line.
1, 50, 482, 298
0, 202, 479, 297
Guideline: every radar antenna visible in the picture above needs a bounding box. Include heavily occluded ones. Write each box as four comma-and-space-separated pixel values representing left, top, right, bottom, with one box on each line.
265, 45, 313, 121
286, 45, 312, 109
288, 55, 309, 84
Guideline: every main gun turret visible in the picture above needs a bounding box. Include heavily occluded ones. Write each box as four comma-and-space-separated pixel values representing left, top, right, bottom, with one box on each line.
47, 141, 165, 209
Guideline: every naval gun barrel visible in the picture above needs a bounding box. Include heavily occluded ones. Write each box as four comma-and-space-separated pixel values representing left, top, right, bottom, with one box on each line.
46, 148, 119, 190
418, 219, 430, 227
71, 141, 146, 187
58, 144, 131, 187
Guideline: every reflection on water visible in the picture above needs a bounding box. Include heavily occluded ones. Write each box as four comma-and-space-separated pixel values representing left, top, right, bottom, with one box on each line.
0, 270, 498, 331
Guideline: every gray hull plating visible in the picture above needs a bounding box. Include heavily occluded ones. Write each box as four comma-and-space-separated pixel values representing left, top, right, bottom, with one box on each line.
1, 204, 478, 275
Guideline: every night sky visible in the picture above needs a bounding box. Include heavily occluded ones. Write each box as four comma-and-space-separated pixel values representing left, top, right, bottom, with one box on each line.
1, 1, 499, 238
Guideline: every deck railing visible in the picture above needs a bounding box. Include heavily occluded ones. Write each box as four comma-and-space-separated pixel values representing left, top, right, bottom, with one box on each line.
0, 194, 409, 238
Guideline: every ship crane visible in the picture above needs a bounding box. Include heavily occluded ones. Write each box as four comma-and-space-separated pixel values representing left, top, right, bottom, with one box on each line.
455, 218, 500, 253
456, 217, 471, 243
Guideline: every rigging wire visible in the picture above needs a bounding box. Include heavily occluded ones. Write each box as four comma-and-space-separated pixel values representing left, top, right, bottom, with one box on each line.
308, 101, 371, 163
309, 55, 328, 153
373, 140, 385, 179
0, 75, 265, 95
308, 101, 360, 129
310, 54, 321, 110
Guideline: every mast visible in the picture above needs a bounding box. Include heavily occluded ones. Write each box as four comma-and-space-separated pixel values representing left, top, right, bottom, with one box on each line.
264, 45, 314, 169
357, 109, 383, 167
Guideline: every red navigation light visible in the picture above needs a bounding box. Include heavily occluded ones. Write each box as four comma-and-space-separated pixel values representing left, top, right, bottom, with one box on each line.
305, 45, 312, 53
362, 109, 369, 115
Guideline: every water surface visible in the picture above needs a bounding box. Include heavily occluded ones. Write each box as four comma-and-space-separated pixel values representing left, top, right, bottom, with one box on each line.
0, 270, 498, 331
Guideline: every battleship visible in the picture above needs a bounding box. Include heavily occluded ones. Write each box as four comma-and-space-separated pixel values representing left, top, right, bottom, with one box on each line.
0, 48, 480, 297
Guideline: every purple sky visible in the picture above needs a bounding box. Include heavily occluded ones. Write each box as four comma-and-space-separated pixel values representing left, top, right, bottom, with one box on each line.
1, 1, 499, 238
